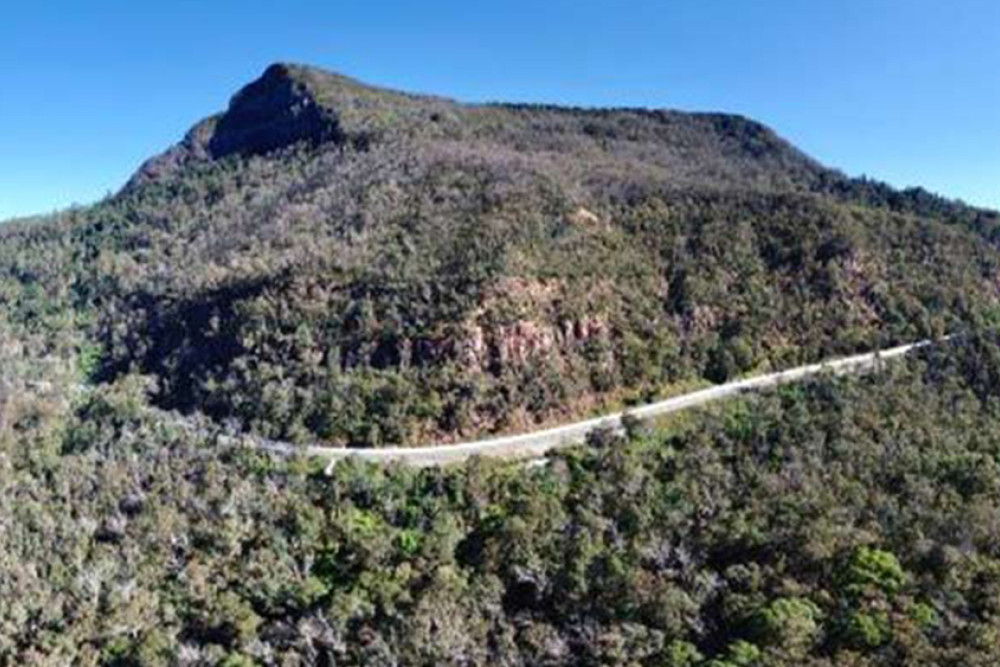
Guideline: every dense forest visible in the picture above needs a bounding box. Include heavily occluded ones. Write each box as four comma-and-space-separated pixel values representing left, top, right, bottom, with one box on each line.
4, 63, 1000, 665
7, 326, 1000, 665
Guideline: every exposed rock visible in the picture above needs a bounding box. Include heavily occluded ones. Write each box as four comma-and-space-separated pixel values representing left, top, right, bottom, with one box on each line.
496, 320, 558, 366
207, 63, 343, 158
451, 315, 610, 373
127, 64, 343, 188
456, 325, 488, 368
567, 206, 601, 226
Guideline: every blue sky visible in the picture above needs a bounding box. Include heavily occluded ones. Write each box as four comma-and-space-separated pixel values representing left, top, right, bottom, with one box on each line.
1, 0, 997, 220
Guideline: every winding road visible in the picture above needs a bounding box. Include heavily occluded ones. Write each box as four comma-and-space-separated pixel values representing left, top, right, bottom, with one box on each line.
239, 339, 932, 469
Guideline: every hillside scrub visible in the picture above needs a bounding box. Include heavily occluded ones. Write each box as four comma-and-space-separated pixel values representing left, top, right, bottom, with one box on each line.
4, 332, 1000, 664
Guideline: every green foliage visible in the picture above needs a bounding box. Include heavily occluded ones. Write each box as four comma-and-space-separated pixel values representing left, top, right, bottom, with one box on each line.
843, 610, 892, 648
747, 597, 822, 649
706, 336, 756, 383
909, 601, 939, 628
396, 528, 422, 557
75, 341, 103, 382
220, 654, 257, 667
706, 640, 761, 667
661, 640, 703, 667
843, 546, 907, 597
132, 630, 175, 667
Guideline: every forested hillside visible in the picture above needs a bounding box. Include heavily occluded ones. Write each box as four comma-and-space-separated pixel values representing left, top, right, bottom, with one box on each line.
6, 61, 1000, 666
0, 63, 998, 447
8, 324, 1000, 664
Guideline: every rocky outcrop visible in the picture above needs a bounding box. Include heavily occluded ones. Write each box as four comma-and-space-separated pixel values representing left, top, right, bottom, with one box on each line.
566, 207, 601, 226
126, 64, 343, 188
452, 316, 610, 372
207, 63, 343, 158
451, 278, 613, 372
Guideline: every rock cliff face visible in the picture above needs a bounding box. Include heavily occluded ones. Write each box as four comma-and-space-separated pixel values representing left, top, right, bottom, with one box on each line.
207, 63, 343, 158
453, 317, 610, 372
128, 64, 343, 187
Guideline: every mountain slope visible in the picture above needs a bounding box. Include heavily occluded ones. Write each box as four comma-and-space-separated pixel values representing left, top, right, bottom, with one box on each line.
8, 62, 1000, 666
1, 62, 998, 447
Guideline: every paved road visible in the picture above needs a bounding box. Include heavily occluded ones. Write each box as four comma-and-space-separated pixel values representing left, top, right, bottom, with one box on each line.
246, 340, 929, 468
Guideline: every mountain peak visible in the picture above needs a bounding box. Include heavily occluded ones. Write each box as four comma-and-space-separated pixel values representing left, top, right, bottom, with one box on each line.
124, 62, 834, 198
126, 63, 447, 188
206, 62, 343, 159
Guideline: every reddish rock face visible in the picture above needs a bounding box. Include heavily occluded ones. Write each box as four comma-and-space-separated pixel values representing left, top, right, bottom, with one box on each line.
448, 314, 610, 375
495, 320, 557, 366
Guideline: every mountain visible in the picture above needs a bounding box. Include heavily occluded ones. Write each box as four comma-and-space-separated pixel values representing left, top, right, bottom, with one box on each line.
128, 63, 828, 190
1, 62, 999, 448
9, 62, 1000, 666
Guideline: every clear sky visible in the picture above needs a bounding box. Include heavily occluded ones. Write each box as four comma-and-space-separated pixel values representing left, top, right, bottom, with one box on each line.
1, 0, 998, 220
